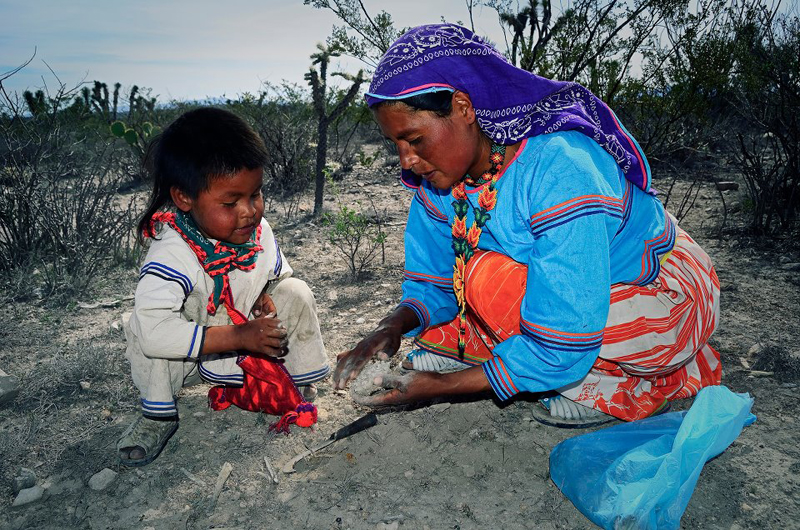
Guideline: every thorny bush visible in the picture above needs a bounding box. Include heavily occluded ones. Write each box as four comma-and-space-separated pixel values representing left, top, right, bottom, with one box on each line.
0, 82, 138, 303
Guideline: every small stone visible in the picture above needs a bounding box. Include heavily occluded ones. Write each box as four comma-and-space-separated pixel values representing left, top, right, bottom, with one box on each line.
741, 502, 753, 511
79, 381, 91, 390
404, 470, 413, 478
377, 522, 399, 530
12, 486, 44, 506
327, 290, 338, 302
12, 468, 37, 494
747, 343, 765, 357
0, 368, 20, 406
111, 321, 121, 331
430, 402, 451, 412
715, 181, 739, 191
192, 411, 206, 418
88, 468, 117, 491
356, 317, 366, 324
462, 465, 476, 478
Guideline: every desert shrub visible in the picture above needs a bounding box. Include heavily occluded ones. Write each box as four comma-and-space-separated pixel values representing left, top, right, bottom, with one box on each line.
0, 81, 138, 302
324, 204, 386, 281
728, 9, 799, 237
229, 87, 316, 218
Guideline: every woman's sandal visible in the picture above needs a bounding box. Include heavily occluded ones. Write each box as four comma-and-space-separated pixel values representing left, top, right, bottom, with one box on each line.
529, 394, 671, 429
400, 350, 469, 373
117, 416, 179, 467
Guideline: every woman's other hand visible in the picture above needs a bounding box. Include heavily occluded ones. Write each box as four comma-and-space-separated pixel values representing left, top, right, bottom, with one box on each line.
352, 365, 492, 407
333, 306, 420, 390
351, 371, 441, 406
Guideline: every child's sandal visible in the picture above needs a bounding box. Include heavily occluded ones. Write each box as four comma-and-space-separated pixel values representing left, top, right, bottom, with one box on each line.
117, 416, 178, 467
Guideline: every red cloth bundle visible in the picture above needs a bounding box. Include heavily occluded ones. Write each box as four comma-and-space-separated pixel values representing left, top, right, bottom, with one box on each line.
207, 355, 317, 433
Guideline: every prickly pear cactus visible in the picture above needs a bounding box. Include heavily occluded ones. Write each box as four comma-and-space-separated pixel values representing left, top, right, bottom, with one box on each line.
110, 121, 126, 138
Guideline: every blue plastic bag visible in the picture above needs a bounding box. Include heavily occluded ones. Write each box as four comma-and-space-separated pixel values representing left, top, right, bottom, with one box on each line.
549, 386, 756, 530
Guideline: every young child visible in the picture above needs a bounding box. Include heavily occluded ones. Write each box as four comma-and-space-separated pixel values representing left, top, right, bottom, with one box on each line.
118, 108, 329, 466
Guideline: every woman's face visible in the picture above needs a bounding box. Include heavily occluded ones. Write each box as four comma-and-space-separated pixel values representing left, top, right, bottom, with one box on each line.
373, 95, 485, 190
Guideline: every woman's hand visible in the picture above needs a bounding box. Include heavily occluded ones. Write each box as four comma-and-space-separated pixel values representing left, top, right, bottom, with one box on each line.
353, 365, 493, 407
352, 371, 443, 407
333, 306, 421, 390
333, 323, 403, 390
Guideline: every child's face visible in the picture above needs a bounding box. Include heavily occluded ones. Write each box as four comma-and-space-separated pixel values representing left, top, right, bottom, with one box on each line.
172, 167, 265, 245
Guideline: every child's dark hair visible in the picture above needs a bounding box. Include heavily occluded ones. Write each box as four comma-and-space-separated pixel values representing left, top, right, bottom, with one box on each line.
373, 90, 454, 117
137, 107, 268, 238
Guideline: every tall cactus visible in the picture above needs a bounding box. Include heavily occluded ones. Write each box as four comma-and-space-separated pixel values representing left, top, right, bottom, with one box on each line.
305, 43, 365, 216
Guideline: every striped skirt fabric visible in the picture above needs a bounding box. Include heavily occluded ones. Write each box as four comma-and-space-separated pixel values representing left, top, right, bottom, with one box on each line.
413, 226, 721, 421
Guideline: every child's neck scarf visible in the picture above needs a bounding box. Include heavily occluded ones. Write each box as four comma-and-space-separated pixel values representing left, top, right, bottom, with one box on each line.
147, 211, 262, 325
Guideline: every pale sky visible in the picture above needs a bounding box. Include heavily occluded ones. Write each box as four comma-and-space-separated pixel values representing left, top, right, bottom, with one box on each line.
0, 0, 509, 102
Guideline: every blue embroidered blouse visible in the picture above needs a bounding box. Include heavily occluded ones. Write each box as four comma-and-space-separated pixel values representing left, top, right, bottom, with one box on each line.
398, 131, 675, 400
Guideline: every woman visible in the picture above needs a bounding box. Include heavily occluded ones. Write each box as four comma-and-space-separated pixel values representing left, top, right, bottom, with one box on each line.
334, 24, 720, 425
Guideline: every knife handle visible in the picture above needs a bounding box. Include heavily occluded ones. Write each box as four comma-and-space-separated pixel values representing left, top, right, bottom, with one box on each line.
330, 413, 378, 441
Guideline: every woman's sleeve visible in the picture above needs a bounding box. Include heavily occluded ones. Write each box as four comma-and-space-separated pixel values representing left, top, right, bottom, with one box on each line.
399, 186, 458, 336
130, 254, 207, 360
482, 136, 624, 400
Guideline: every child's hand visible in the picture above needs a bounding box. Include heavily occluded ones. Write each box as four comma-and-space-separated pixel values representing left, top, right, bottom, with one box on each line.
239, 317, 288, 358
251, 292, 277, 319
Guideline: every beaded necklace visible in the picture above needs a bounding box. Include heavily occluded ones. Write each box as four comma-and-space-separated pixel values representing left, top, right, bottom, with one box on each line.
451, 142, 506, 358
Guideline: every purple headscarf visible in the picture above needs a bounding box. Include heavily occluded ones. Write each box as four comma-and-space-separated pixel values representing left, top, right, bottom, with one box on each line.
366, 24, 652, 194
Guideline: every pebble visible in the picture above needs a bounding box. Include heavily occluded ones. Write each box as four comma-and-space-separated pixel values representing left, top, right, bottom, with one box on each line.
12, 468, 37, 494
404, 470, 413, 478
12, 486, 44, 506
327, 290, 338, 302
356, 317, 366, 324
377, 522, 399, 530
715, 181, 739, 191
79, 381, 91, 390
88, 468, 118, 491
193, 411, 206, 418
741, 502, 753, 511
0, 368, 20, 406
111, 321, 121, 331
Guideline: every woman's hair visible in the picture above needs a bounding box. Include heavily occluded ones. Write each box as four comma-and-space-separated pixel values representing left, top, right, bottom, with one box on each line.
137, 107, 268, 238
373, 90, 454, 117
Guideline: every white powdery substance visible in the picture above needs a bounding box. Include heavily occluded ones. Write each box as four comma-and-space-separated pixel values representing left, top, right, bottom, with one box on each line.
350, 361, 393, 397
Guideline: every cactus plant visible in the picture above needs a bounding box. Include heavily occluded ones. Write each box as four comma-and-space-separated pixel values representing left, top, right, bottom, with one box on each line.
110, 120, 157, 160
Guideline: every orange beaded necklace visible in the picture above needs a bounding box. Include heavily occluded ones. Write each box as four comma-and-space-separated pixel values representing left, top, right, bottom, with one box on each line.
451, 143, 506, 358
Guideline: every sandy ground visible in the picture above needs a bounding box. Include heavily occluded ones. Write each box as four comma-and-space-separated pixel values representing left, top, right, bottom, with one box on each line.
0, 163, 799, 530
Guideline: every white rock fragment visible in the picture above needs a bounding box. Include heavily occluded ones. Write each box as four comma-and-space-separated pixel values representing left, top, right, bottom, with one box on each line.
12, 468, 37, 493
0, 368, 20, 406
350, 361, 392, 397
13, 486, 44, 506
88, 468, 118, 491
356, 317, 366, 324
